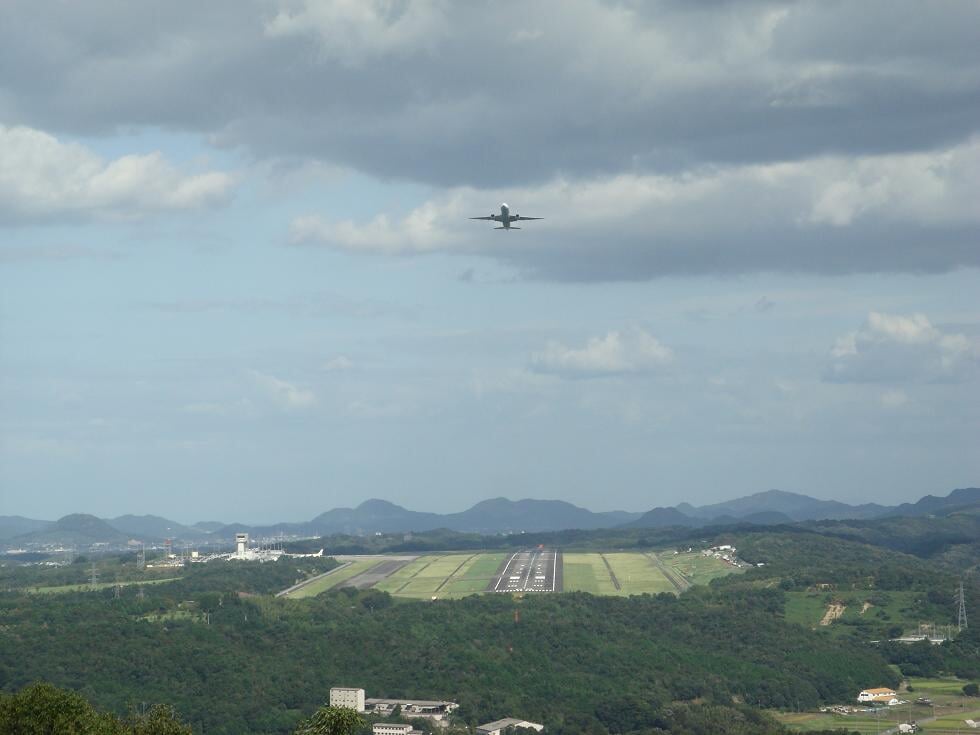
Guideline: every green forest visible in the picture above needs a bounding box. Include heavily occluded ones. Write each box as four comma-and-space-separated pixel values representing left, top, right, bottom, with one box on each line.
1, 520, 977, 735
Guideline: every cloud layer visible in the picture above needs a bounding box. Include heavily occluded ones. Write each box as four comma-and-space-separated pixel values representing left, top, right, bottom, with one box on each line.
291, 137, 980, 278
2, 1, 978, 186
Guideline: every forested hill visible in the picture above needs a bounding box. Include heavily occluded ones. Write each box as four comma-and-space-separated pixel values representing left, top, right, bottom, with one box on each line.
0, 581, 895, 735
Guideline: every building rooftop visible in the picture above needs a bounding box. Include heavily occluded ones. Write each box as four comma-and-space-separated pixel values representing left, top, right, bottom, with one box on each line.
367, 698, 456, 707
478, 718, 540, 731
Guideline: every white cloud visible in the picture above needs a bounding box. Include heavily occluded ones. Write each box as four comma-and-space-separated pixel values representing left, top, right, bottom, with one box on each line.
531, 328, 673, 378
287, 137, 980, 278
827, 312, 979, 383
0, 125, 234, 224
249, 371, 316, 409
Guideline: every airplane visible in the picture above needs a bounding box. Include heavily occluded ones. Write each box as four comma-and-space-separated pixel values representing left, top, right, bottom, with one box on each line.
469, 203, 542, 230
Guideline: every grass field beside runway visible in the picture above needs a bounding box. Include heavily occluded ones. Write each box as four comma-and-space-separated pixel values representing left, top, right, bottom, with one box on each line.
317, 550, 735, 599
666, 552, 737, 583
285, 559, 380, 598
604, 553, 676, 594
372, 553, 489, 599
563, 553, 621, 595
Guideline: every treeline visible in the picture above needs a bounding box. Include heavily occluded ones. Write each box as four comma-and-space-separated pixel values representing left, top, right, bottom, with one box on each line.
2, 682, 869, 735
878, 627, 980, 680
0, 579, 895, 734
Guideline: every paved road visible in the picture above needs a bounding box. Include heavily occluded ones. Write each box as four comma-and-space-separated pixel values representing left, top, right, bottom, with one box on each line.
490, 549, 560, 593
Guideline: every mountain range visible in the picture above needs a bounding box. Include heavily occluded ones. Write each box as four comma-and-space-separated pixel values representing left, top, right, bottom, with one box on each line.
2, 487, 977, 545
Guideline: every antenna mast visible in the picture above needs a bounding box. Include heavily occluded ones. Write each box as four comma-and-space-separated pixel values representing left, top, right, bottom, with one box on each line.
957, 581, 968, 631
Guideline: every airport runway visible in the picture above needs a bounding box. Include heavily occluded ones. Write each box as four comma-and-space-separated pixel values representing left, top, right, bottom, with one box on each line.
490, 549, 561, 593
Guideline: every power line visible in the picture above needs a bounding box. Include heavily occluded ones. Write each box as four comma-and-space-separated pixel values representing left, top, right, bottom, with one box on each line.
957, 581, 968, 631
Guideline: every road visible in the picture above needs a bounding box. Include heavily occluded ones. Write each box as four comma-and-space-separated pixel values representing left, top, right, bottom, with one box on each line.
490, 549, 561, 593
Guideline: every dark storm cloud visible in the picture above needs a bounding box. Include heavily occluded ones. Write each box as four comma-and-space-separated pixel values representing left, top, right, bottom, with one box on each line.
1, 0, 978, 187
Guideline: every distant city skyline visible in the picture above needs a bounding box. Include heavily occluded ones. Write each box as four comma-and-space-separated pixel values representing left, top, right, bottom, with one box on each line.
1, 1, 978, 522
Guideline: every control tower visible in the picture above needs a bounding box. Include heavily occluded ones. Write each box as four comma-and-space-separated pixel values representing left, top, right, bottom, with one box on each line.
235, 533, 249, 557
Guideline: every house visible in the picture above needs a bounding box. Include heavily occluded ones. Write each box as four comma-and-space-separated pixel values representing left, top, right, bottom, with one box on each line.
373, 724, 422, 735
476, 718, 545, 735
857, 688, 897, 703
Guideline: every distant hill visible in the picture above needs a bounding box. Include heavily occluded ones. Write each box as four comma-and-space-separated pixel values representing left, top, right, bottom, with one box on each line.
225, 498, 644, 538
683, 489, 890, 522
7, 487, 977, 545
105, 514, 200, 540
0, 516, 53, 541
623, 488, 978, 530
191, 521, 226, 533
14, 514, 131, 545
885, 487, 980, 517
443, 497, 640, 534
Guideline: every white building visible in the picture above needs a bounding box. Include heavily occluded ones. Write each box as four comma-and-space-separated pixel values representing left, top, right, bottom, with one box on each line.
373, 724, 421, 735
365, 698, 458, 722
235, 533, 249, 557
857, 688, 898, 703
330, 687, 366, 712
477, 719, 544, 735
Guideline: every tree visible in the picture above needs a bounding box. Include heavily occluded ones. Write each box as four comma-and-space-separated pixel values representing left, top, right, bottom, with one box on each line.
125, 704, 194, 734
0, 681, 124, 734
295, 705, 365, 735
964, 683, 979, 697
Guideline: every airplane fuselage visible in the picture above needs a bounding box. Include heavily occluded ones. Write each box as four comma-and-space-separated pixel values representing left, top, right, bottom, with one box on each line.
498, 203, 512, 228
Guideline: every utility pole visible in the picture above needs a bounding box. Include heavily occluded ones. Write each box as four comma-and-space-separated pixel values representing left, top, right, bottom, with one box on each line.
114, 583, 121, 599
136, 543, 145, 570
957, 581, 968, 631
89, 562, 99, 589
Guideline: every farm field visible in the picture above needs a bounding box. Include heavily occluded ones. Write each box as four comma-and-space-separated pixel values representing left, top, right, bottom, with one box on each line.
773, 709, 912, 734
775, 677, 980, 734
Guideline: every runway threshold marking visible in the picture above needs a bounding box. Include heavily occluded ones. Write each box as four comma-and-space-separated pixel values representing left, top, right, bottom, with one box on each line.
493, 552, 521, 592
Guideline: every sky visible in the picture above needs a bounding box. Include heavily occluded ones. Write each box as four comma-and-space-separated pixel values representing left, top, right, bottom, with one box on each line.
1, 0, 979, 524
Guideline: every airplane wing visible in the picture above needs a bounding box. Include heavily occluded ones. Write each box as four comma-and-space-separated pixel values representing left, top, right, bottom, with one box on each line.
469, 216, 497, 220
513, 215, 542, 220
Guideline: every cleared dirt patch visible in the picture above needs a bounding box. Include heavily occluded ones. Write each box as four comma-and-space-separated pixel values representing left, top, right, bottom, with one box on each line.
820, 601, 846, 626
